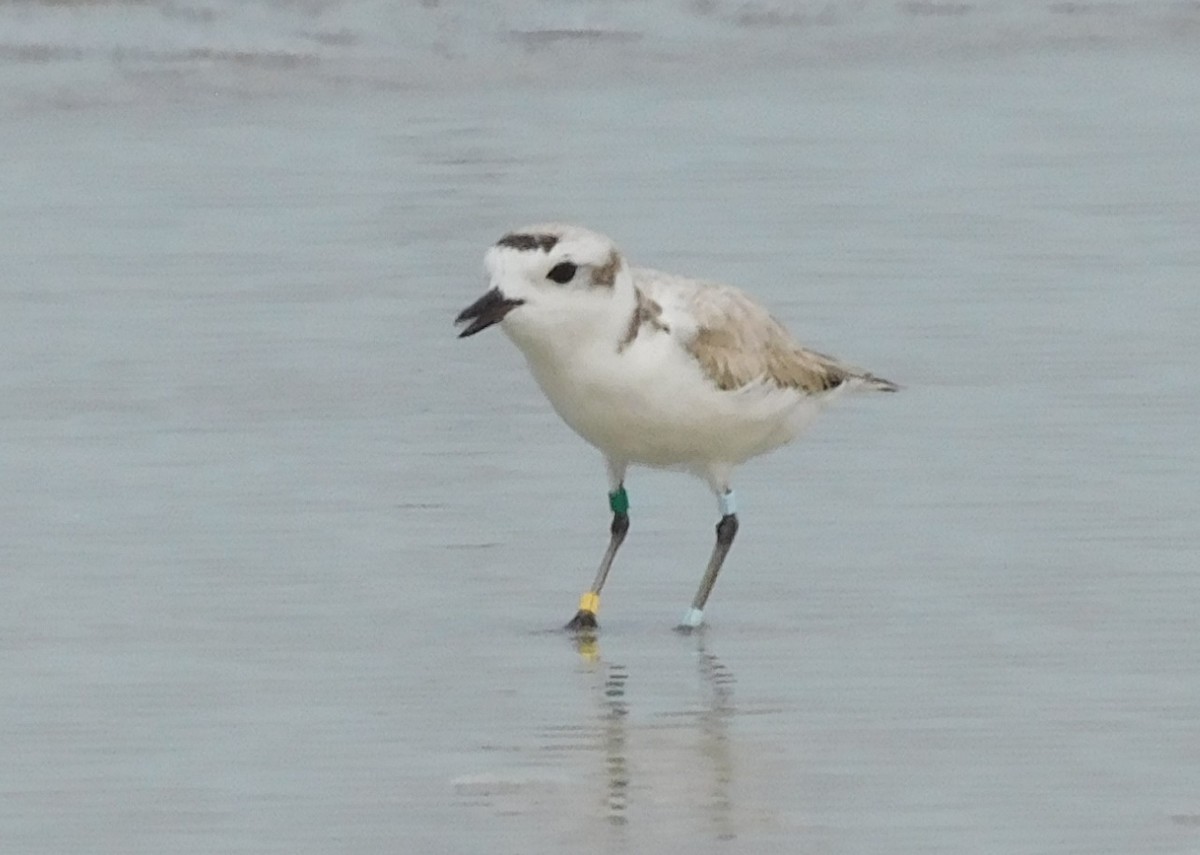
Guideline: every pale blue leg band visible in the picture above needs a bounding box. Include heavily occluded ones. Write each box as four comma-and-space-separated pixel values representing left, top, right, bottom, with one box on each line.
718, 489, 737, 517
680, 607, 705, 628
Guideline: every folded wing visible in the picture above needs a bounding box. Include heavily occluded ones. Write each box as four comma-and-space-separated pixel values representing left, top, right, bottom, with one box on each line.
634, 268, 896, 395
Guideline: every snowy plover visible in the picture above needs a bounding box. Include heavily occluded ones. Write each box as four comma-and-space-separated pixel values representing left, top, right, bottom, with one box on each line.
456, 223, 896, 631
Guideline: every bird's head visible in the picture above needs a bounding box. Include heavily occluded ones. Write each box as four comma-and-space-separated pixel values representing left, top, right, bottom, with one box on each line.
455, 224, 633, 354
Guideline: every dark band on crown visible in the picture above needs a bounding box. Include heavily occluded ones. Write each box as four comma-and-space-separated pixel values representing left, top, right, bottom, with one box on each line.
496, 232, 559, 252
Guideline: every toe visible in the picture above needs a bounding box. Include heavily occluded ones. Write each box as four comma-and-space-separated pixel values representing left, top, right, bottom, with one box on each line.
565, 610, 599, 631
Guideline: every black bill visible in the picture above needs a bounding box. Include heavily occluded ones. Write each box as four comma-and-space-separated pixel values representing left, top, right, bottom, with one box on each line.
455, 288, 525, 338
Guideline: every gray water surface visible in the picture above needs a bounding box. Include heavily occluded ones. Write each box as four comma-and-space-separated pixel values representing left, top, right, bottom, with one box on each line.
2, 7, 1200, 853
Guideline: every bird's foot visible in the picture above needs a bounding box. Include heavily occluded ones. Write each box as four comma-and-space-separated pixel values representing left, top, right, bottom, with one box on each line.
564, 610, 597, 629
674, 607, 705, 633
566, 592, 601, 632
565, 609, 599, 631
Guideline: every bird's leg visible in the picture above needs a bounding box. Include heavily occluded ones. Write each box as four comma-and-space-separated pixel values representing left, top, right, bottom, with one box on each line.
566, 464, 629, 631
679, 489, 739, 630
565, 488, 629, 630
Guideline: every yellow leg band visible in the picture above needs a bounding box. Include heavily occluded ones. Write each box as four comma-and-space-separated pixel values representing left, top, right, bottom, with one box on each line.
578, 592, 600, 614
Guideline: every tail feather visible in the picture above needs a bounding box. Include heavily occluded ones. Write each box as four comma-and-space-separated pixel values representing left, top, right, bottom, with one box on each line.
861, 373, 900, 392
837, 371, 899, 393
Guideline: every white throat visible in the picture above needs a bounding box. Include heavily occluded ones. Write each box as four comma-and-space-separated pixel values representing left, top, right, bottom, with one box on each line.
501, 268, 637, 368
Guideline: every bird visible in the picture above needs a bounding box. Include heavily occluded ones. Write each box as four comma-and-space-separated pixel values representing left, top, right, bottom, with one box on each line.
455, 223, 897, 631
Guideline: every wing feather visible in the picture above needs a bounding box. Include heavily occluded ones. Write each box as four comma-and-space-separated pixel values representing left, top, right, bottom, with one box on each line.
633, 267, 895, 394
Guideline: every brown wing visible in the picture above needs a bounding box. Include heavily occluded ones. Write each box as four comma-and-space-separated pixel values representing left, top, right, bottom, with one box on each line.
688, 309, 852, 393
636, 270, 891, 394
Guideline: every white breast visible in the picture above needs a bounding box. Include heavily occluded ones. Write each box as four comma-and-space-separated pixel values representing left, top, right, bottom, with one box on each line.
517, 322, 821, 472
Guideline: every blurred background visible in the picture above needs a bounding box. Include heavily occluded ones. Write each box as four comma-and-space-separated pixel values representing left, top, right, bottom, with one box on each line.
2, 1, 1199, 852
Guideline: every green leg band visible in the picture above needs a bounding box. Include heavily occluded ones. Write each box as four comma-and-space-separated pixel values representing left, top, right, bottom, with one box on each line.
608, 486, 629, 515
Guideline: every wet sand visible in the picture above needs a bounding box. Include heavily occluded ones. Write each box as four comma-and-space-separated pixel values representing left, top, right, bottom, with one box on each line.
2, 47, 1199, 854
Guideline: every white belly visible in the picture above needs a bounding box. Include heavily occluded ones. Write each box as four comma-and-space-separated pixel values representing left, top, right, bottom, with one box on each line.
520, 335, 820, 470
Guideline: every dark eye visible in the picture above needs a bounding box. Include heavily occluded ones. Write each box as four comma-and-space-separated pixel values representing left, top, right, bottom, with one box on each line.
546, 262, 577, 284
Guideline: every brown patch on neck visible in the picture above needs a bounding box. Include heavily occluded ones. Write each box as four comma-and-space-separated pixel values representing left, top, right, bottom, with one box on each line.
590, 250, 621, 288
618, 288, 670, 352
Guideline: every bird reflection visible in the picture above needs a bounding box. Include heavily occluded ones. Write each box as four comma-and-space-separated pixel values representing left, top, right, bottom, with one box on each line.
696, 648, 736, 841
569, 633, 737, 840
602, 662, 630, 825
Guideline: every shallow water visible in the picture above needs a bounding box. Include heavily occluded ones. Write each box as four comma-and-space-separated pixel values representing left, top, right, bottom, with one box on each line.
3, 3, 1200, 852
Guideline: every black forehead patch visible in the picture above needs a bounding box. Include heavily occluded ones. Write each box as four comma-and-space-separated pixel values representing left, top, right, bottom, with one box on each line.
496, 232, 559, 252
